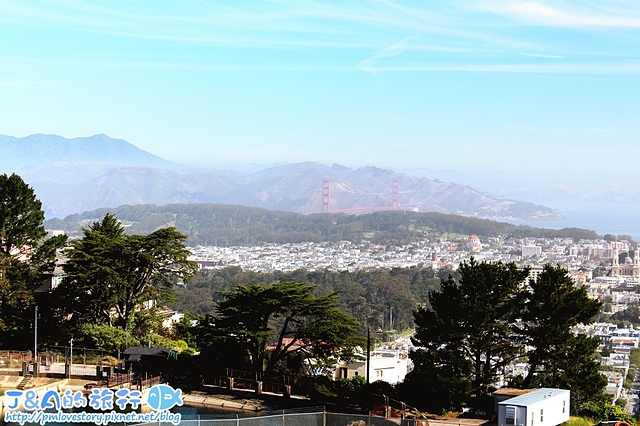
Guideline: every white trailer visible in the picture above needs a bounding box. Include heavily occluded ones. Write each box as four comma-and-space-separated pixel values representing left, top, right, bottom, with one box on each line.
497, 388, 570, 426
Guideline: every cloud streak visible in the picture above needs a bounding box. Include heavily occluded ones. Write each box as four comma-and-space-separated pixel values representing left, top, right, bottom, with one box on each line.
357, 35, 418, 73
359, 62, 640, 74
478, 0, 640, 28
1, 0, 637, 77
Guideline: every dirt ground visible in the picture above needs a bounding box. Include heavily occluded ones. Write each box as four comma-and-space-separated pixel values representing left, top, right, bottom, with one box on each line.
0, 375, 22, 388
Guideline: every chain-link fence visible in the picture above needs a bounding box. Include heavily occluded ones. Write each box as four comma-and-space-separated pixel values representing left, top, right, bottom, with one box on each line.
132, 408, 428, 426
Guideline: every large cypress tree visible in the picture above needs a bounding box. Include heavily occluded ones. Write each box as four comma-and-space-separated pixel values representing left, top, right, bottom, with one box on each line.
55, 213, 198, 332
197, 281, 363, 376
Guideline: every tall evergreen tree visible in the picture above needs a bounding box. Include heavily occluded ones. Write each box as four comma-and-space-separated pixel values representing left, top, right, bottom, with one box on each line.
410, 258, 530, 408
520, 264, 605, 405
0, 173, 66, 346
55, 213, 197, 333
55, 213, 125, 326
407, 259, 607, 413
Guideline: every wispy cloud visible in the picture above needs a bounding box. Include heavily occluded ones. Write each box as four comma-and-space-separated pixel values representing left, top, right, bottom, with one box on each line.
357, 35, 418, 73
2, 0, 638, 76
478, 0, 640, 28
356, 62, 640, 75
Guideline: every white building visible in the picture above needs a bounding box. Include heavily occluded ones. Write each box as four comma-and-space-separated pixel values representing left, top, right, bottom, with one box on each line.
601, 370, 624, 400
334, 348, 409, 385
522, 246, 542, 258
497, 388, 570, 426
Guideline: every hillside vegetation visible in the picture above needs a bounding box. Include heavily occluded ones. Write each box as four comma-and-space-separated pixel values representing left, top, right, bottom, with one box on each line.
45, 203, 600, 246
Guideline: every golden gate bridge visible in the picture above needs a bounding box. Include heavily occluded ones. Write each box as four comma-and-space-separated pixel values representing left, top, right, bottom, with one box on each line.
306, 179, 404, 214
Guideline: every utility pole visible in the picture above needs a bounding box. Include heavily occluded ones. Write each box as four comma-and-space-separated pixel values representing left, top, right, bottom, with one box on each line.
34, 306, 38, 364
366, 326, 371, 384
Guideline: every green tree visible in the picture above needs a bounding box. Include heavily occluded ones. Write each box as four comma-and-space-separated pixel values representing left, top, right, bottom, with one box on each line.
407, 259, 607, 413
53, 213, 125, 326
75, 323, 131, 353
54, 213, 198, 332
610, 303, 640, 326
576, 401, 633, 424
521, 264, 605, 406
198, 281, 363, 375
530, 333, 607, 408
409, 258, 530, 409
0, 173, 47, 257
0, 173, 66, 345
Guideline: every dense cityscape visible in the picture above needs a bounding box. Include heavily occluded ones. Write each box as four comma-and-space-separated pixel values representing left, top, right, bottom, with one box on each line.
189, 234, 626, 282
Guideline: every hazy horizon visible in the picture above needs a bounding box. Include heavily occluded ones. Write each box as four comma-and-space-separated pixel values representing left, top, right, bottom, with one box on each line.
3, 131, 637, 239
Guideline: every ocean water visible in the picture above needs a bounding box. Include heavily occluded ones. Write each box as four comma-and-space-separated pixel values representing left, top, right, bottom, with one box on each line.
504, 202, 640, 241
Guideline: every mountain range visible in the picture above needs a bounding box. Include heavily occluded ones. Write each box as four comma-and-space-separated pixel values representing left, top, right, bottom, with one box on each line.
0, 133, 560, 221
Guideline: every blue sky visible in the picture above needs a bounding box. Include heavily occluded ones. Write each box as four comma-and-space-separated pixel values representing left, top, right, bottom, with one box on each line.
1, 0, 638, 178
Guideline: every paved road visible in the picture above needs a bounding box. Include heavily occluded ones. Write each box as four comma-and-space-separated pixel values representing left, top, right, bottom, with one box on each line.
627, 368, 640, 414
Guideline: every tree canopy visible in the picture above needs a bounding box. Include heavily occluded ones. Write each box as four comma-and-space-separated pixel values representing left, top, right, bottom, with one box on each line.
520, 264, 605, 405
194, 281, 364, 376
405, 259, 605, 413
53, 213, 198, 334
0, 173, 66, 346
410, 259, 530, 408
171, 266, 438, 334
45, 203, 601, 247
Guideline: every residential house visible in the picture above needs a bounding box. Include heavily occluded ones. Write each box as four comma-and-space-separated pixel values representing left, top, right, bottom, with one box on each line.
497, 388, 570, 426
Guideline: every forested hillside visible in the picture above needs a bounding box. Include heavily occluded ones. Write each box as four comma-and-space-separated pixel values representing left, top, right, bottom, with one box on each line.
44, 203, 600, 247
172, 265, 450, 333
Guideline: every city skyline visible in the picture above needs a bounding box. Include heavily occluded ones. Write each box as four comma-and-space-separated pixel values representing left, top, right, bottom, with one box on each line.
1, 1, 638, 180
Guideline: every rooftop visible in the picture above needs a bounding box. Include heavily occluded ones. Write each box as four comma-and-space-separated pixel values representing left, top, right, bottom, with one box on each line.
498, 388, 570, 406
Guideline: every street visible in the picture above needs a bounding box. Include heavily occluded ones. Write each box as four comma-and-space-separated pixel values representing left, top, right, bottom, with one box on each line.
626, 368, 640, 415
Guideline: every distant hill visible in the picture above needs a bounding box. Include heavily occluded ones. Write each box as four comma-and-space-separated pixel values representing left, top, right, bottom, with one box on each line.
0, 133, 560, 220
44, 203, 599, 247
0, 133, 177, 169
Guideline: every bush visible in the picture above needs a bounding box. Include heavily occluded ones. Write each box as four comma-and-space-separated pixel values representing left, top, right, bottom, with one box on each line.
576, 401, 633, 424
